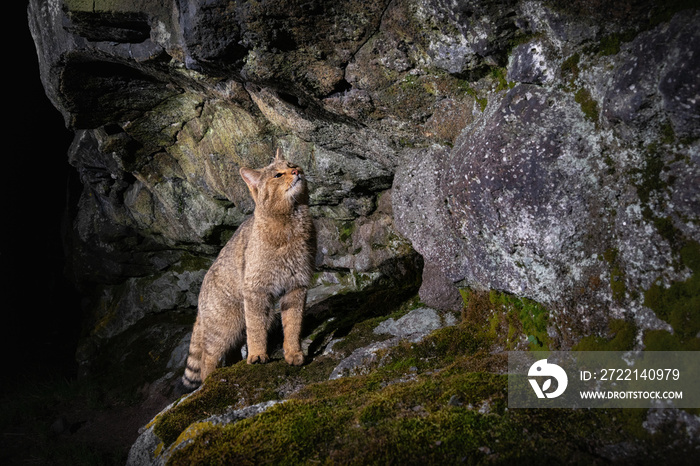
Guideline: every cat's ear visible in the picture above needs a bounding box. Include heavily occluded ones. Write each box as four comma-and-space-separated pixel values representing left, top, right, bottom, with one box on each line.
240, 167, 262, 196
275, 148, 284, 162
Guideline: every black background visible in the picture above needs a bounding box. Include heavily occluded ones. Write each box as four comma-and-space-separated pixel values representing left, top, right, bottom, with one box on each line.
4, 1, 81, 386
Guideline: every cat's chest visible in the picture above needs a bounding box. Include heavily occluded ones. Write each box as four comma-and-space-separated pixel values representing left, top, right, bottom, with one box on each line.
244, 216, 310, 263
253, 230, 308, 260
243, 231, 311, 293
254, 214, 310, 247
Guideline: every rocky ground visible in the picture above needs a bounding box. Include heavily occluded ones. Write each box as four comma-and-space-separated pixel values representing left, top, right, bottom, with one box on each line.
128, 291, 698, 465
5, 290, 697, 465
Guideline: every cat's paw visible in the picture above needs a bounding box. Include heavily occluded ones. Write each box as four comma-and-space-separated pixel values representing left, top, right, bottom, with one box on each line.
285, 351, 304, 366
247, 353, 269, 364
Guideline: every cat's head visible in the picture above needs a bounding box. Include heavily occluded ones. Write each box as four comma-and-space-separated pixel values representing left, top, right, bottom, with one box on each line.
240, 149, 309, 215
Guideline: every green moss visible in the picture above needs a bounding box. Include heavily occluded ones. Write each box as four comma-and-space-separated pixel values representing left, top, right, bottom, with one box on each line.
596, 30, 638, 56
660, 121, 676, 145
654, 216, 683, 247
642, 241, 700, 350
573, 319, 636, 351
457, 287, 471, 309
155, 290, 696, 464
154, 358, 335, 447
643, 241, 700, 344
598, 33, 623, 56
680, 240, 700, 273
338, 221, 355, 243
164, 318, 517, 465
458, 82, 488, 112
412, 324, 488, 366
160, 298, 496, 457
488, 290, 550, 350
574, 87, 599, 122
603, 248, 627, 303
169, 253, 211, 274
156, 288, 425, 447
635, 148, 667, 206
643, 329, 700, 351
170, 375, 503, 464
475, 94, 488, 112
632, 139, 691, 256
561, 53, 580, 82
490, 67, 516, 92
459, 288, 551, 351
166, 357, 692, 465
167, 369, 507, 465
602, 248, 617, 264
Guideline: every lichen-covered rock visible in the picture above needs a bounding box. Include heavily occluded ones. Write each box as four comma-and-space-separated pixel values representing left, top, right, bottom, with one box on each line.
329, 306, 458, 379
373, 306, 457, 338
395, 8, 700, 348
418, 262, 465, 312
393, 146, 468, 282
414, 0, 519, 74
125, 292, 699, 464
444, 84, 602, 303
600, 12, 699, 141
507, 39, 556, 84
126, 399, 283, 466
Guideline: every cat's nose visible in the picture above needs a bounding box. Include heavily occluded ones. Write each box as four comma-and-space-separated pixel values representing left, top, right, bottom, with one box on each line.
291, 168, 300, 176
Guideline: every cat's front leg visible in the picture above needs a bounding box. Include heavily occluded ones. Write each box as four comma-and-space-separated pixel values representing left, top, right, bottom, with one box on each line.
243, 291, 273, 364
280, 287, 306, 366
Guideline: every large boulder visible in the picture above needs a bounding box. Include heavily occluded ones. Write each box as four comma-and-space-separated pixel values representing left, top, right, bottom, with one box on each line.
395, 7, 700, 347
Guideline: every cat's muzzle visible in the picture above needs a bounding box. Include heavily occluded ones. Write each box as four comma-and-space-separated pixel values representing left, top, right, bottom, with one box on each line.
288, 173, 304, 192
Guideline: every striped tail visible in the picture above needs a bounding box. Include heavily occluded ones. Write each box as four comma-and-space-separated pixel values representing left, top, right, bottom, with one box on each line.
181, 321, 203, 391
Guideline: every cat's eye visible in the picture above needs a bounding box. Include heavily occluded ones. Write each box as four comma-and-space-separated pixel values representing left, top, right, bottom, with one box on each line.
274, 173, 283, 178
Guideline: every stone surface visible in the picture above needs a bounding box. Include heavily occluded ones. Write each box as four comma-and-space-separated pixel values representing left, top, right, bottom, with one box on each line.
418, 262, 465, 312
331, 307, 457, 379
507, 40, 556, 84
373, 307, 455, 338
395, 9, 700, 346
126, 399, 283, 466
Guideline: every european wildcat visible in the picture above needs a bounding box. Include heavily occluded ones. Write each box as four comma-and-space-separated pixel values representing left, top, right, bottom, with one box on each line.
181, 149, 315, 391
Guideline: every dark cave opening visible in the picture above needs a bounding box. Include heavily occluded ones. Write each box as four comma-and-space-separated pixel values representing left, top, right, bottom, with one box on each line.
4, 6, 82, 389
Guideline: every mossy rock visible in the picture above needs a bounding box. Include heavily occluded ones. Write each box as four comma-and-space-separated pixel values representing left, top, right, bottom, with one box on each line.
166, 323, 694, 465
129, 290, 699, 464
459, 288, 551, 351
573, 319, 637, 351
643, 241, 700, 350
